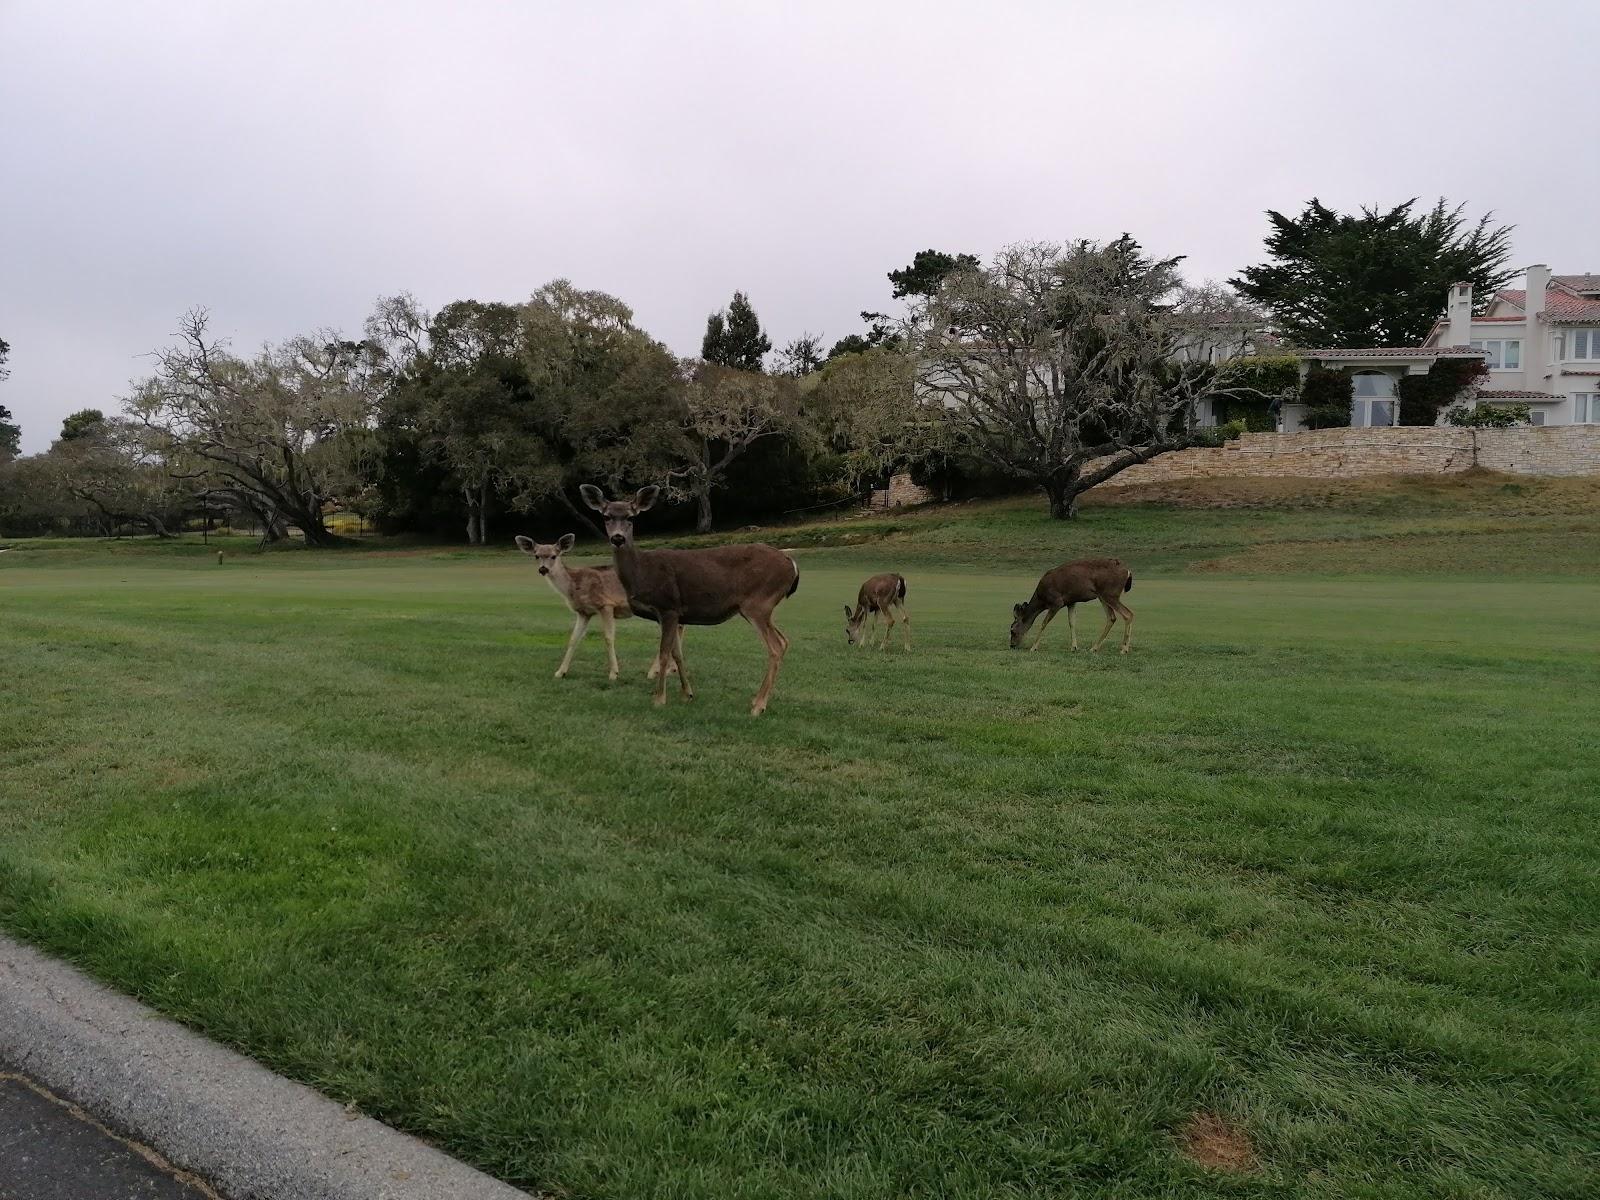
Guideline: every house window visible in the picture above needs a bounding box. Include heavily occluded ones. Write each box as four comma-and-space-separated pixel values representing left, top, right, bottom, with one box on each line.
1352, 371, 1396, 427
1575, 394, 1600, 423
1470, 339, 1521, 369
1566, 330, 1600, 360
1529, 410, 1546, 426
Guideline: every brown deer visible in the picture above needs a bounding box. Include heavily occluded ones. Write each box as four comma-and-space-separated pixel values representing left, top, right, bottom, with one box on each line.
580, 485, 799, 715
515, 533, 679, 681
1009, 558, 1134, 654
844, 572, 910, 650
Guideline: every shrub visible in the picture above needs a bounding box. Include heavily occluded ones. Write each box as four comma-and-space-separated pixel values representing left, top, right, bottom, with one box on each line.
1212, 354, 1298, 432
1299, 366, 1353, 429
1445, 402, 1531, 428
1398, 358, 1491, 426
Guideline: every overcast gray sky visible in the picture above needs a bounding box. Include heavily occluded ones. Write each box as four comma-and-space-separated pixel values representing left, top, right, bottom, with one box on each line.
4, 0, 1598, 453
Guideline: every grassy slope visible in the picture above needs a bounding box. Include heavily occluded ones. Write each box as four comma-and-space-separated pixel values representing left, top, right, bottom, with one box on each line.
1, 474, 1597, 1198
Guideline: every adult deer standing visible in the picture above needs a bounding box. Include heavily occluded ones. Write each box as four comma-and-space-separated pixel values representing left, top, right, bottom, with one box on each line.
581, 485, 799, 715
1009, 558, 1134, 654
844, 572, 910, 650
515, 533, 679, 681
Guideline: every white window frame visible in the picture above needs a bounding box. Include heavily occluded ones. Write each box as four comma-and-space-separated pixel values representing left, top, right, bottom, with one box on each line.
1350, 371, 1397, 427
1471, 339, 1522, 370
1574, 393, 1600, 424
1565, 330, 1600, 361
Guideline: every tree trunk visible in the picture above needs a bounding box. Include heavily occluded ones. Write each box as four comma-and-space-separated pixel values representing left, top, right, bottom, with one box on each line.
695, 485, 713, 534
463, 485, 482, 545
478, 481, 490, 545
1044, 472, 1081, 520
299, 518, 340, 547
556, 490, 605, 540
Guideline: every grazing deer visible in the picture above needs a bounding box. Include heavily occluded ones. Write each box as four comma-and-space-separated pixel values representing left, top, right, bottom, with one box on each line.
844, 572, 910, 650
515, 533, 679, 681
580, 485, 799, 716
1009, 558, 1134, 654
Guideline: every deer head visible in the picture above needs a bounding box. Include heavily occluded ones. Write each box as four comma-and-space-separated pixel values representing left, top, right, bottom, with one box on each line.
580, 485, 659, 548
844, 605, 868, 646
514, 532, 575, 576
1008, 601, 1039, 649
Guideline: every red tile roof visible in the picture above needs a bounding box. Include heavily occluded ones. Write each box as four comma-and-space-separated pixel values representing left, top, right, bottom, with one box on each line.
1296, 345, 1486, 358
1554, 274, 1600, 293
1493, 285, 1600, 322
1475, 389, 1561, 400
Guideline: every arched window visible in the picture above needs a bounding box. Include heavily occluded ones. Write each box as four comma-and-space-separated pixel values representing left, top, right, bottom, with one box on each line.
1352, 371, 1396, 427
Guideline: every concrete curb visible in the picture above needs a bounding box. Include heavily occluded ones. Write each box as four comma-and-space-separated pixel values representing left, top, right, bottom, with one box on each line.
0, 934, 531, 1200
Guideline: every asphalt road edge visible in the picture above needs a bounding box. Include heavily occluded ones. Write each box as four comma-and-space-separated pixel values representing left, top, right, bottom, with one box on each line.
0, 934, 532, 1200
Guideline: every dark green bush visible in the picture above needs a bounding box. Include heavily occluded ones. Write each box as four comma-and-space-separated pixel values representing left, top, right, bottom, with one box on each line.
1299, 365, 1353, 429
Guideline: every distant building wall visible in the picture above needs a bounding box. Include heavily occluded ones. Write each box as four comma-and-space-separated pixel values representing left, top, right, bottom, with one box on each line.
1091, 426, 1600, 487
869, 473, 937, 509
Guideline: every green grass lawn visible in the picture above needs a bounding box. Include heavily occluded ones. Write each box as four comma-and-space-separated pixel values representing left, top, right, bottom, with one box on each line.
1, 478, 1597, 1198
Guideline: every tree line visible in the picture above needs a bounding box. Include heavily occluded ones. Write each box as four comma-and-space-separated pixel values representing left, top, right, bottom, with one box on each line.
0, 196, 1516, 539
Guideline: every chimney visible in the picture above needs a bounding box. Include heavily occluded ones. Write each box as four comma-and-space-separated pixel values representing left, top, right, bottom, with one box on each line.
1525, 264, 1550, 319
1446, 281, 1473, 347
1524, 264, 1549, 383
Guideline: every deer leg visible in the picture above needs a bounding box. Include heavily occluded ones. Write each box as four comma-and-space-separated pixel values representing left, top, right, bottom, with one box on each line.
645, 626, 683, 679
880, 609, 895, 651
669, 623, 692, 700
653, 616, 679, 706
1116, 601, 1134, 654
746, 607, 788, 717
1067, 604, 1079, 651
1030, 607, 1058, 651
601, 607, 620, 681
899, 603, 911, 651
555, 613, 590, 679
1089, 599, 1117, 653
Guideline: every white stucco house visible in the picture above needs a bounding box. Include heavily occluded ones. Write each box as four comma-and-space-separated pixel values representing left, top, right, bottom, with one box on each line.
1279, 267, 1600, 430
1278, 344, 1488, 432
1420, 267, 1600, 426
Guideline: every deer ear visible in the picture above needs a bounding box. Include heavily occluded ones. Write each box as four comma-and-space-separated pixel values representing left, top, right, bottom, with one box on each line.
1013, 602, 1024, 615
843, 605, 852, 618
556, 533, 576, 552
514, 535, 535, 554
579, 484, 606, 512
633, 485, 660, 512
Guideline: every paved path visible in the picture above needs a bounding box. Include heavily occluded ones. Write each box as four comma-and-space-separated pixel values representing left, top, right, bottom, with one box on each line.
0, 1068, 218, 1199
1, 935, 530, 1200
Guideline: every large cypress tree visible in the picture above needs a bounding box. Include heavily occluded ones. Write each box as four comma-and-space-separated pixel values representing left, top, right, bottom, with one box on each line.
702, 291, 771, 372
1231, 198, 1515, 347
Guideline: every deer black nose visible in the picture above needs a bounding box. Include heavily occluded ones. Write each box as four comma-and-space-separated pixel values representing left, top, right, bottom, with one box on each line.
610, 534, 625, 546
538, 566, 548, 574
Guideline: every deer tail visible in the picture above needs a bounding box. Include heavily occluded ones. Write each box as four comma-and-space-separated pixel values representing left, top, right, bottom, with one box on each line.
786, 556, 800, 597
896, 574, 907, 601
1124, 570, 1134, 592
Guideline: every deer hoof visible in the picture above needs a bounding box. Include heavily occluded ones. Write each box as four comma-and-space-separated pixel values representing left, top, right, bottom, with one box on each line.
652, 693, 667, 707
554, 669, 568, 680
1120, 646, 1131, 655
608, 672, 620, 682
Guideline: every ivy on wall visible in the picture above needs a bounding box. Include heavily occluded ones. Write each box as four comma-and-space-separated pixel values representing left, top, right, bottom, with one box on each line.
1397, 358, 1491, 426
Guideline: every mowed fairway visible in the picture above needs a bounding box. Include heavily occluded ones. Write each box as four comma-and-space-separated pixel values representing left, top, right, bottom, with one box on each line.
2, 490, 1598, 1198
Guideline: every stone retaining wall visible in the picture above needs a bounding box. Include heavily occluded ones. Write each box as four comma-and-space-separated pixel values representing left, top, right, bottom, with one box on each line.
1093, 426, 1600, 487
